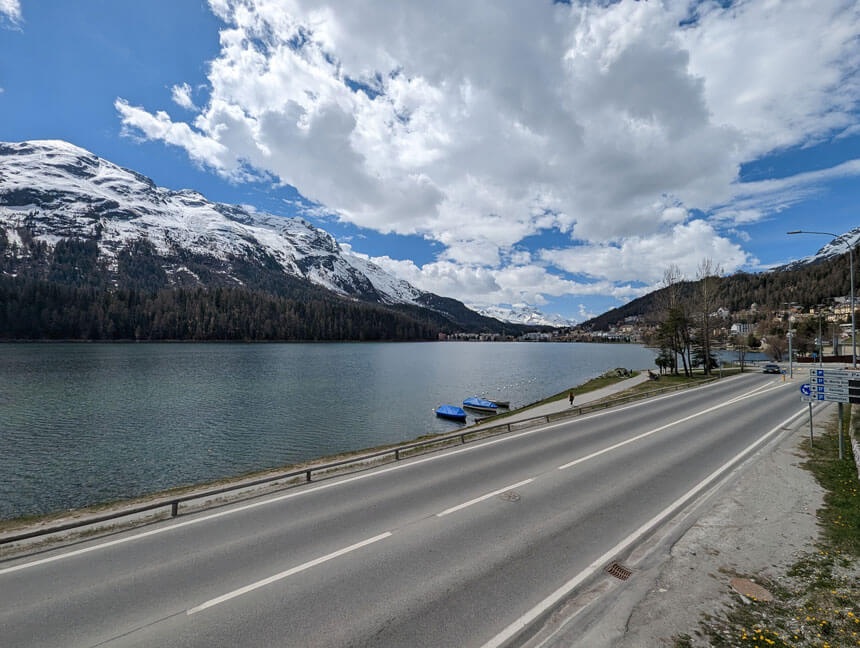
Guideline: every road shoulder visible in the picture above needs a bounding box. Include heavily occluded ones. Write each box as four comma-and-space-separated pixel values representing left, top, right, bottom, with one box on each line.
525, 399, 829, 648
613, 416, 825, 646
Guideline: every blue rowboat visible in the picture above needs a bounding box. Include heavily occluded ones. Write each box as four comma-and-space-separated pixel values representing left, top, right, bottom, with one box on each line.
435, 404, 467, 422
462, 397, 500, 413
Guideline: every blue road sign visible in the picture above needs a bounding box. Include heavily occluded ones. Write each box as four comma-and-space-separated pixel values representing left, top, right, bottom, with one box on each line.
800, 383, 811, 396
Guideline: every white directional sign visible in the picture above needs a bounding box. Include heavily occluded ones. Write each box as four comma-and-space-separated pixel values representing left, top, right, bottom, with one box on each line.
806, 369, 860, 404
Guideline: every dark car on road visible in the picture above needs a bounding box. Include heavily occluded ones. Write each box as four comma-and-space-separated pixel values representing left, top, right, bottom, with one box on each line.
762, 363, 781, 374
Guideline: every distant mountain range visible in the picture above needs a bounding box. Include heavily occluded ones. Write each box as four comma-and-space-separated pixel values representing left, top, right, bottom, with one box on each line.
0, 140, 546, 339
474, 304, 575, 328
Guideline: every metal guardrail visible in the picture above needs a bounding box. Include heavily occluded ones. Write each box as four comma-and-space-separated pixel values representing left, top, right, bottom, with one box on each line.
0, 375, 718, 546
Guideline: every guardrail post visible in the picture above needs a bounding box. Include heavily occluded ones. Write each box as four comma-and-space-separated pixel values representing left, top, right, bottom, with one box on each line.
306, 470, 312, 482
460, 434, 466, 444
395, 448, 400, 460
171, 501, 179, 517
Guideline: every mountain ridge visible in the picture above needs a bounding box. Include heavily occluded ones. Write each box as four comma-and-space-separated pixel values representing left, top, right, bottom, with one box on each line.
474, 304, 573, 328
577, 229, 860, 331
0, 139, 537, 338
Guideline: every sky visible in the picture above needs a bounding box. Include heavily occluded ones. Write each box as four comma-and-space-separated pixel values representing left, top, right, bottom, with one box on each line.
1, 0, 858, 322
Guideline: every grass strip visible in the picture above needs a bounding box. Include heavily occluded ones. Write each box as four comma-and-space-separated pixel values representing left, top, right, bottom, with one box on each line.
477, 369, 641, 423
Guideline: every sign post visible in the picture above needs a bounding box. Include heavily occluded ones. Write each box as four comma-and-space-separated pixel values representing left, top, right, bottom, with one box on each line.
801, 369, 860, 458
800, 383, 814, 447
838, 402, 844, 460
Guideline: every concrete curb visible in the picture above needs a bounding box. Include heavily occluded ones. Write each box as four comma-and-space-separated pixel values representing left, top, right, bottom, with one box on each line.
851, 405, 860, 480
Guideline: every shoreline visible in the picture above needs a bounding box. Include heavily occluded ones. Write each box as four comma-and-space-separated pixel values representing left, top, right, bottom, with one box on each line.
0, 366, 661, 550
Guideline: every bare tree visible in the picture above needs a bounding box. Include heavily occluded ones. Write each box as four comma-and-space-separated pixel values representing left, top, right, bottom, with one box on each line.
695, 259, 723, 375
764, 335, 788, 361
732, 333, 748, 372
657, 265, 692, 376
660, 264, 684, 311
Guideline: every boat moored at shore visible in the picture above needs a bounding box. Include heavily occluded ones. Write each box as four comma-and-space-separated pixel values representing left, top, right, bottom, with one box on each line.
462, 397, 500, 413
435, 405, 468, 421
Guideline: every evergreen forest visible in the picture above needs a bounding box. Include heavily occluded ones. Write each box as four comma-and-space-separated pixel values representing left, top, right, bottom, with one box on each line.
0, 228, 528, 341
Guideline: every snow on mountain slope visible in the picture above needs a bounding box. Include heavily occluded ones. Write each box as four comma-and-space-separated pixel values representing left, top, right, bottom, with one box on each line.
780, 226, 860, 270
0, 140, 426, 304
474, 304, 573, 328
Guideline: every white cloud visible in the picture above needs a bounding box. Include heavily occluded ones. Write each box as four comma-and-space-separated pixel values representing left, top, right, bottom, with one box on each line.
540, 220, 750, 285
352, 251, 648, 308
114, 0, 860, 308
115, 98, 235, 172
578, 304, 598, 321
171, 82, 198, 111
681, 0, 860, 156
0, 0, 21, 25
711, 158, 860, 226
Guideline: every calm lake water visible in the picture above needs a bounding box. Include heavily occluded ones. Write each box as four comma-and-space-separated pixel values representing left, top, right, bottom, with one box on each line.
0, 342, 664, 519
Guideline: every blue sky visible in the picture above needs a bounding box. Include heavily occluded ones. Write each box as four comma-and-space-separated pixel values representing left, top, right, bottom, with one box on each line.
1, 0, 858, 322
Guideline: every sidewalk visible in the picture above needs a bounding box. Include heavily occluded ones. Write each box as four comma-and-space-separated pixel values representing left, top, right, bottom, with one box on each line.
472, 371, 652, 430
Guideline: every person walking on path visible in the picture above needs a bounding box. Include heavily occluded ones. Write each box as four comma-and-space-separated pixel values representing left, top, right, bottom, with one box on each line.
569, 391, 575, 407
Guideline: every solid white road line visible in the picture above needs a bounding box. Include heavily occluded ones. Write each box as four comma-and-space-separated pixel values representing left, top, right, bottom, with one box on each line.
186, 532, 393, 615
480, 405, 809, 648
557, 382, 785, 471
0, 373, 756, 575
436, 479, 534, 518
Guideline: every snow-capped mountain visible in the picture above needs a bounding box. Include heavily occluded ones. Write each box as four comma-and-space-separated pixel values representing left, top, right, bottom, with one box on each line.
0, 140, 425, 305
474, 304, 574, 328
779, 227, 860, 270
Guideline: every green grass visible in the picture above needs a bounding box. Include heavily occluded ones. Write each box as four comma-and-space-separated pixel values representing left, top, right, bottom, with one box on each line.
477, 369, 641, 423
542, 370, 642, 403
625, 372, 712, 392
674, 408, 860, 648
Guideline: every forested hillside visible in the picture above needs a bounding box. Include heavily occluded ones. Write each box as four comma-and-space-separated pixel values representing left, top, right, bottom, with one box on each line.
0, 228, 533, 340
581, 252, 856, 330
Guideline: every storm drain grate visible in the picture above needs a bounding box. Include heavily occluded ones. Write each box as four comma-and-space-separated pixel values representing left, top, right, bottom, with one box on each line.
605, 562, 633, 581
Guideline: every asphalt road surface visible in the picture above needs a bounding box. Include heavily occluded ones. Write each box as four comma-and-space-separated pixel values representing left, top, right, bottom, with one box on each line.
0, 373, 811, 647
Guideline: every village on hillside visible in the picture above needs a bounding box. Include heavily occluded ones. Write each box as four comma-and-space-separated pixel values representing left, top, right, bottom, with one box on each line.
439, 294, 858, 365
560, 296, 858, 362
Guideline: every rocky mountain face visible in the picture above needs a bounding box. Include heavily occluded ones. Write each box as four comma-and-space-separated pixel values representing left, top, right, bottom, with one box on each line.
0, 139, 429, 305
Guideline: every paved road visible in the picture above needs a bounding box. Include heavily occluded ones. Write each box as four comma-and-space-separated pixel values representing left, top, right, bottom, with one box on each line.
0, 373, 812, 648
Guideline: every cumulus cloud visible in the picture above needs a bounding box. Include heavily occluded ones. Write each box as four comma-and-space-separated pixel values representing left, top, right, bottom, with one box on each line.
351, 250, 648, 307
115, 0, 860, 307
0, 0, 21, 25
540, 220, 751, 285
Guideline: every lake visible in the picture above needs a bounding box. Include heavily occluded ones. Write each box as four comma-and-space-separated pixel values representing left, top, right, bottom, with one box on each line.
0, 342, 665, 519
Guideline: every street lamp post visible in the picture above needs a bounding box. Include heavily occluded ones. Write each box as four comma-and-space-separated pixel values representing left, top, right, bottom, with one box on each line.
787, 231, 856, 367
784, 301, 796, 378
